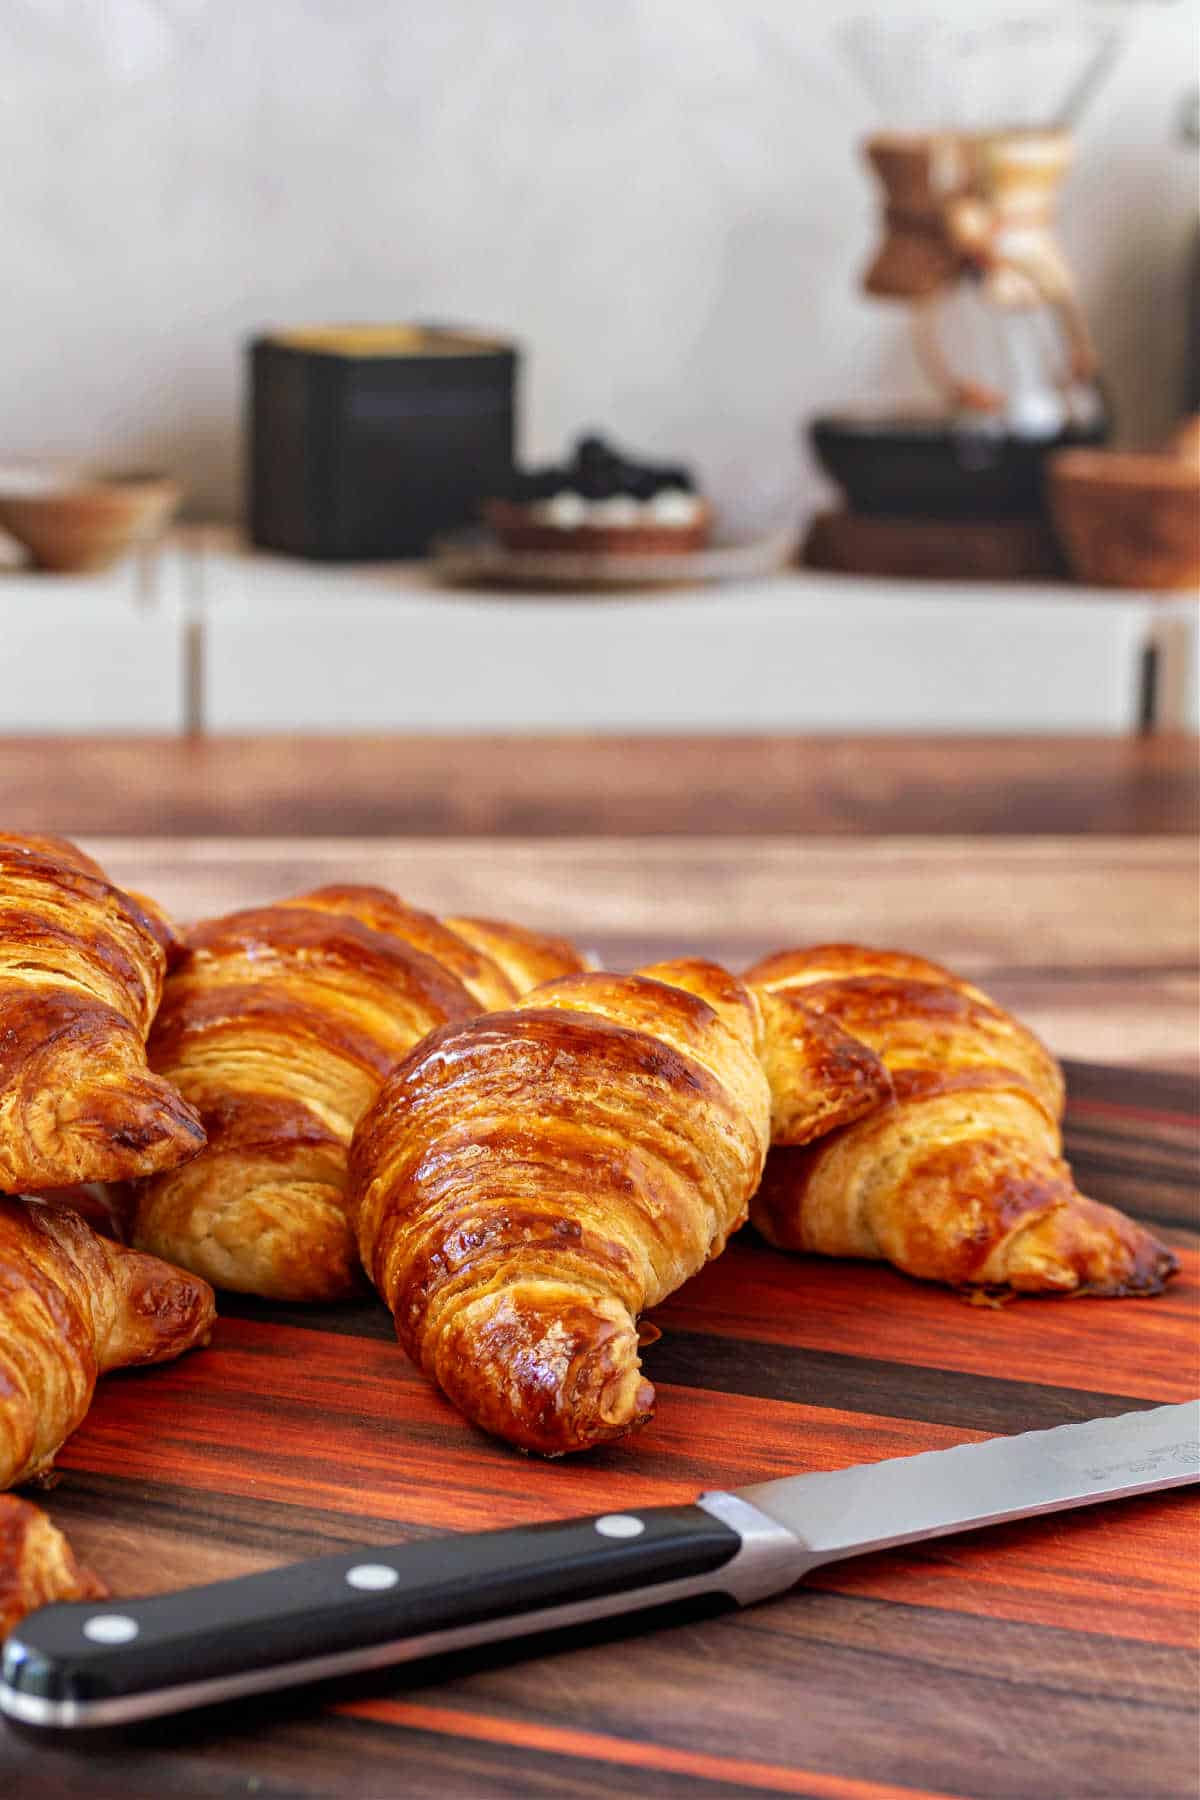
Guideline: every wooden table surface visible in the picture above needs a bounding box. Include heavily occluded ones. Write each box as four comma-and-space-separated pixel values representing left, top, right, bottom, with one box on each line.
4, 835, 1198, 1800
2, 734, 1196, 837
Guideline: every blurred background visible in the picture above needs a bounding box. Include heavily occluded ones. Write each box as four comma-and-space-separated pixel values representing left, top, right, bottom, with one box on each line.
0, 0, 1196, 794
4, 0, 1199, 517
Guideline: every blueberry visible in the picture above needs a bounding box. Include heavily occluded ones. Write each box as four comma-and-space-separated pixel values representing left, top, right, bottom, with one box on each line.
574, 433, 613, 470
625, 466, 658, 500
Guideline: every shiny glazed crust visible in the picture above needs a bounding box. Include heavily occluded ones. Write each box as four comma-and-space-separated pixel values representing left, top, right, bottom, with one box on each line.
0, 1195, 215, 1490
0, 832, 205, 1190
745, 944, 1176, 1298
132, 889, 587, 1301
0, 1494, 107, 1637
349, 958, 771, 1455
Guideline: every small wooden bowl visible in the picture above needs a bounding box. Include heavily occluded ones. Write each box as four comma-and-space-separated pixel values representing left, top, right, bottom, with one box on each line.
1048, 448, 1199, 592
0, 465, 181, 573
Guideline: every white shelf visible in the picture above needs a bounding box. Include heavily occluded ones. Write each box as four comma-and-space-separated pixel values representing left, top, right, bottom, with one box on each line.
1148, 598, 1200, 732
0, 526, 1182, 735
196, 528, 1154, 735
0, 550, 187, 733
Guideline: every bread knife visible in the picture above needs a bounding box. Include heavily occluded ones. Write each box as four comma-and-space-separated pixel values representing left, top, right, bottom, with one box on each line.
3, 1400, 1196, 1730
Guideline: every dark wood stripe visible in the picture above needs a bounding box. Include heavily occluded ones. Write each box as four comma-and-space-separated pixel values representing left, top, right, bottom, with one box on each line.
654, 1245, 1199, 1403
1, 1703, 783, 1800
6, 1693, 935, 1800
343, 1697, 964, 1799
640, 1331, 1161, 1434
215, 1290, 396, 1338
342, 1709, 814, 1800
1063, 1157, 1198, 1238
1062, 1059, 1200, 1118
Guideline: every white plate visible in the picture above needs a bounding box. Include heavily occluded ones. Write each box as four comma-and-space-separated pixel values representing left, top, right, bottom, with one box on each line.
430, 525, 799, 592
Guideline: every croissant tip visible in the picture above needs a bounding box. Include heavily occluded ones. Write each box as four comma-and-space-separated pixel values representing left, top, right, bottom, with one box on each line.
972, 1228, 1181, 1302
53, 1077, 206, 1183
1080, 1240, 1181, 1300
598, 1370, 656, 1434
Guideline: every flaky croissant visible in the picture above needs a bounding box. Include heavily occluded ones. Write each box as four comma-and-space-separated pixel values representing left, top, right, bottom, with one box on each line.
0, 832, 205, 1191
131, 888, 587, 1301
0, 1195, 215, 1490
349, 958, 772, 1454
746, 945, 1177, 1297
0, 1495, 107, 1638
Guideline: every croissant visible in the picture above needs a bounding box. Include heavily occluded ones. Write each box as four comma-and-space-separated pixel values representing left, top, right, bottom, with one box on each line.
349, 958, 772, 1454
131, 888, 587, 1301
1, 1495, 107, 1638
0, 1195, 215, 1490
746, 944, 1177, 1297
0, 832, 206, 1191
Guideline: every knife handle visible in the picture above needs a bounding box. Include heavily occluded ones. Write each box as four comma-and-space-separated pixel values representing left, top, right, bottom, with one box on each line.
1, 1495, 796, 1729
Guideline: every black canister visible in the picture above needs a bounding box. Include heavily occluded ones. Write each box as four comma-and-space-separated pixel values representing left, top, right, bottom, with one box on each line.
247, 325, 517, 559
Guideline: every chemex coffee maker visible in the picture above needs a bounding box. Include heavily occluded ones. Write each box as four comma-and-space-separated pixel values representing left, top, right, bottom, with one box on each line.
806, 12, 1122, 580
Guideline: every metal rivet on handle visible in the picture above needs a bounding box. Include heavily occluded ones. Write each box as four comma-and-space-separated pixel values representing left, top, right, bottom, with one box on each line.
345, 1563, 400, 1592
82, 1614, 140, 1645
593, 1514, 645, 1539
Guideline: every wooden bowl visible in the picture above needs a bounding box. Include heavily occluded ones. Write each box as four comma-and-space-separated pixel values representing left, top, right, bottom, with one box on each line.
1048, 448, 1200, 591
0, 464, 181, 573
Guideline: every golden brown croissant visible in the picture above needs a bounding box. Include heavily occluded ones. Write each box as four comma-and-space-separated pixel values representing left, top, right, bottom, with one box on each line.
349, 958, 772, 1454
131, 888, 587, 1301
0, 1194, 215, 1490
0, 1495, 107, 1638
0, 832, 205, 1191
746, 944, 1177, 1297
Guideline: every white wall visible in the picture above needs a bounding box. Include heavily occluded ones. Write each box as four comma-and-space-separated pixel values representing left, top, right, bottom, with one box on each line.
3, 0, 1197, 529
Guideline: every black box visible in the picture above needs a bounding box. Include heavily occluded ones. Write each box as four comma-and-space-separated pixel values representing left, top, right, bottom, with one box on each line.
247, 325, 517, 559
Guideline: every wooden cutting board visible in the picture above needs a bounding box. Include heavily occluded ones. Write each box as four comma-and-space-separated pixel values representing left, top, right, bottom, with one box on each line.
4, 1057, 1196, 1800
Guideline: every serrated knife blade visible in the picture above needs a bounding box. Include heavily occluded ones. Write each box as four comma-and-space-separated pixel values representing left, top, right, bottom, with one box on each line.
737, 1400, 1200, 1563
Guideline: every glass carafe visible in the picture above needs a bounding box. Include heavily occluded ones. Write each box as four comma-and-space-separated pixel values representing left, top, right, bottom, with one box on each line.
842, 10, 1124, 441
863, 125, 1104, 437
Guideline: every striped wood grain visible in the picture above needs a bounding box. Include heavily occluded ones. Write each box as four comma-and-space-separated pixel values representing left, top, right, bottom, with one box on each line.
5, 734, 1196, 839
4, 1059, 1195, 1800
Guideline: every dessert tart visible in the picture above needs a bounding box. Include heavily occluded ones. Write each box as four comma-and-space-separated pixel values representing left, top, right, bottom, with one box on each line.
484, 433, 711, 555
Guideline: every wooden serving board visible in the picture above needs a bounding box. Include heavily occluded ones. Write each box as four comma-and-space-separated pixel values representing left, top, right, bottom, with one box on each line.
4, 1059, 1197, 1800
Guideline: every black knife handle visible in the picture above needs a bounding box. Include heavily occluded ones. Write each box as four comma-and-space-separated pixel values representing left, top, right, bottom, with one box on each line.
2, 1500, 781, 1729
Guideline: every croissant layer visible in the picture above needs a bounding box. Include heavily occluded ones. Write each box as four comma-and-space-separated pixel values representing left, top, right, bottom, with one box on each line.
0, 1495, 107, 1638
0, 1195, 215, 1490
745, 944, 1176, 1298
350, 959, 771, 1454
0, 834, 205, 1189
132, 889, 587, 1300
756, 986, 893, 1146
